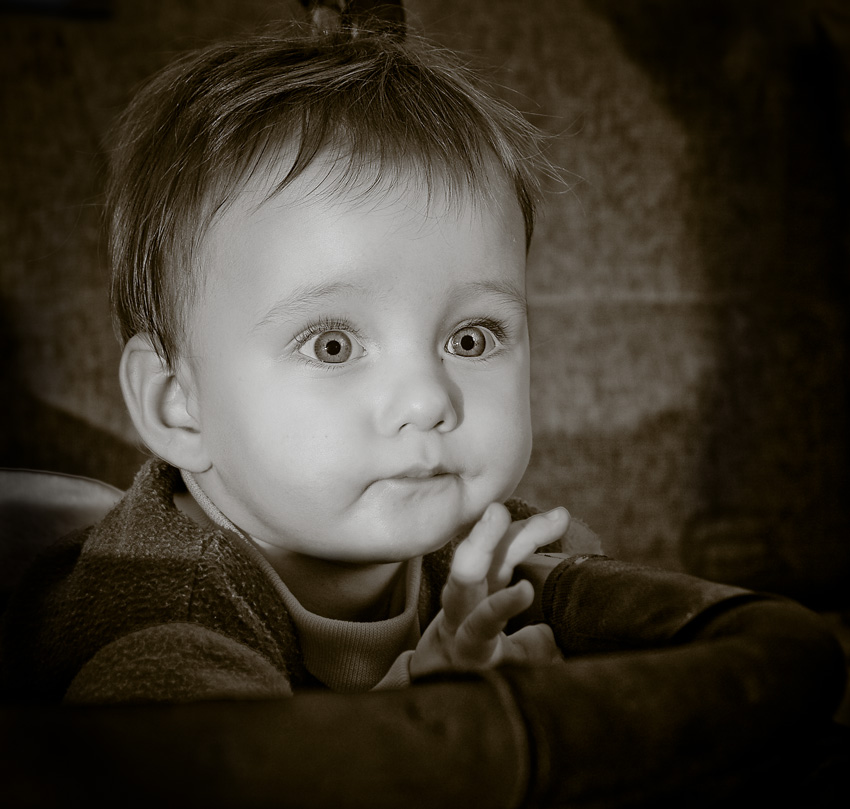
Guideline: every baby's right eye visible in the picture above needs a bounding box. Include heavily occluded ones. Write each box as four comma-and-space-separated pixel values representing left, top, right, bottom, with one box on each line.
297, 329, 365, 365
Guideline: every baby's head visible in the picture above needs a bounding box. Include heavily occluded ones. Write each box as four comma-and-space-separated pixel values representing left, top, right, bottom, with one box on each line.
111, 30, 552, 562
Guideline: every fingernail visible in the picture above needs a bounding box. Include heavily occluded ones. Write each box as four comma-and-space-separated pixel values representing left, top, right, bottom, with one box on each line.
545, 507, 566, 521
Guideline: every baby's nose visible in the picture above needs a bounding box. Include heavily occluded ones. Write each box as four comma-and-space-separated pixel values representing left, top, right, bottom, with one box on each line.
375, 359, 459, 435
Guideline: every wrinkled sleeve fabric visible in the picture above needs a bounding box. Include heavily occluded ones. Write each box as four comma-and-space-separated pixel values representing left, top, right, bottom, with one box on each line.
8, 561, 845, 809
64, 622, 292, 704
499, 555, 847, 807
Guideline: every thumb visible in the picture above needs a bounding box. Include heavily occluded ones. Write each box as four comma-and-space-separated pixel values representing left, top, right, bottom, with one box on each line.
501, 623, 560, 666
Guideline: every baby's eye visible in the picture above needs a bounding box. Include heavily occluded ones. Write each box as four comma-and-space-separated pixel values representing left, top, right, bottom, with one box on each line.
298, 329, 364, 364
445, 325, 499, 358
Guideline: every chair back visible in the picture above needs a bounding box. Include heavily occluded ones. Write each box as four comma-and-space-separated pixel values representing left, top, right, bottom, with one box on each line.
0, 469, 123, 608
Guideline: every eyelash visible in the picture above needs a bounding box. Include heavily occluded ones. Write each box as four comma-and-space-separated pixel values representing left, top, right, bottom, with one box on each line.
294, 317, 361, 349
460, 317, 509, 345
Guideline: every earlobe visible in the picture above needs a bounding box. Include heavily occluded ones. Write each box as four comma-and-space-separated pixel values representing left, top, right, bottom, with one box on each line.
119, 334, 211, 473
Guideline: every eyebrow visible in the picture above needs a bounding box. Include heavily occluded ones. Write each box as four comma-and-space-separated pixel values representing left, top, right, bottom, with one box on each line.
253, 281, 364, 332
459, 280, 528, 314
253, 277, 527, 332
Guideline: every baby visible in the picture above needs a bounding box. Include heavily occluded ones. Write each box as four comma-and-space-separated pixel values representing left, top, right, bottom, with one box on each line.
0, 27, 601, 701
2, 22, 845, 809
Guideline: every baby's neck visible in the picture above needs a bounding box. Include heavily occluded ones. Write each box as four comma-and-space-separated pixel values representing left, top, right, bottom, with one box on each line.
253, 538, 407, 622
173, 487, 406, 622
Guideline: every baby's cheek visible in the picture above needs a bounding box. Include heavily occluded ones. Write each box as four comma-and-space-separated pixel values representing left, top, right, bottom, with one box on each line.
499, 392, 532, 462
476, 414, 531, 499
505, 428, 533, 492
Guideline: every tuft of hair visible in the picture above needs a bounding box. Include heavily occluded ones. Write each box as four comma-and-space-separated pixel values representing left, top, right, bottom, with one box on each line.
106, 27, 555, 369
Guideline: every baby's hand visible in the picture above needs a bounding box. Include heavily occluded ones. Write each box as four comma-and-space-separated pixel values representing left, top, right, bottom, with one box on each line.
409, 503, 570, 679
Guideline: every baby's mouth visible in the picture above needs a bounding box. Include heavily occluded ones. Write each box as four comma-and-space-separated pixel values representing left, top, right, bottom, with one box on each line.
366, 465, 457, 493
393, 470, 447, 481
361, 460, 466, 496
386, 462, 452, 480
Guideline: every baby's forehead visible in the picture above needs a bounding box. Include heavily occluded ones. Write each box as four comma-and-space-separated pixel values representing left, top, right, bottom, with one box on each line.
209, 147, 524, 241
194, 154, 524, 296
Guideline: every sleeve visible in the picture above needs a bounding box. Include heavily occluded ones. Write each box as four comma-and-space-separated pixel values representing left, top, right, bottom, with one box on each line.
63, 622, 292, 704
4, 561, 845, 807
8, 601, 844, 809
496, 555, 847, 807
531, 554, 758, 654
512, 552, 822, 654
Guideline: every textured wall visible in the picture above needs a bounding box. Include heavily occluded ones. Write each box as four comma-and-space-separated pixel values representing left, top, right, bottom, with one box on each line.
1, 0, 848, 601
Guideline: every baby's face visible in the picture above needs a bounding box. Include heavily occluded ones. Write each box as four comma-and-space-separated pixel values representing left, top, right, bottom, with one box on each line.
184, 163, 532, 563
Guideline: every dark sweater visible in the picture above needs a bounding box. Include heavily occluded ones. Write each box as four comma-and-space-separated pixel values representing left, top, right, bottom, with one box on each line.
2, 463, 846, 806
0, 459, 598, 703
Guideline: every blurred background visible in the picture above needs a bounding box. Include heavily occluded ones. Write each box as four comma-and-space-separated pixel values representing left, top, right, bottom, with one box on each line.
1, 0, 848, 608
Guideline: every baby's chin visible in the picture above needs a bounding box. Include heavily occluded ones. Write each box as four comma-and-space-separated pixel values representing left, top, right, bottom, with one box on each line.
249, 476, 505, 564
347, 521, 467, 564
310, 507, 477, 565
365, 490, 481, 542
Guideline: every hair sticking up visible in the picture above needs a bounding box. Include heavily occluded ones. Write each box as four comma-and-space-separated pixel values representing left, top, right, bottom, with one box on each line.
299, 0, 407, 39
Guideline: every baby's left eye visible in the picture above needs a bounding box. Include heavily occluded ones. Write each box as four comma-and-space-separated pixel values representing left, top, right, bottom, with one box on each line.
445, 325, 499, 358
298, 329, 365, 364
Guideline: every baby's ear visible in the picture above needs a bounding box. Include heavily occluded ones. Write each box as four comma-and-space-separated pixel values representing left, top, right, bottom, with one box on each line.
119, 334, 211, 473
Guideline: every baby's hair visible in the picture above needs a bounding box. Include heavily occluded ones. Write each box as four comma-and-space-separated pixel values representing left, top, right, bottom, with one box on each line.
107, 27, 554, 369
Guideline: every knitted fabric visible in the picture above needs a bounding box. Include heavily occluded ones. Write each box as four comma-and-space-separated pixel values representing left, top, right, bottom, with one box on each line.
0, 458, 600, 703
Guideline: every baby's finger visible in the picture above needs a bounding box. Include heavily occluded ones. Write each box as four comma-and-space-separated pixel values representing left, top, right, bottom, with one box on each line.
455, 579, 535, 660
488, 507, 570, 591
442, 504, 513, 630
451, 503, 513, 584
441, 573, 486, 633
500, 623, 561, 666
